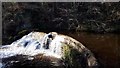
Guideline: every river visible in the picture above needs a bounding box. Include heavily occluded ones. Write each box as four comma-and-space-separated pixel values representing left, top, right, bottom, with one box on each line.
1, 31, 120, 68
60, 32, 119, 68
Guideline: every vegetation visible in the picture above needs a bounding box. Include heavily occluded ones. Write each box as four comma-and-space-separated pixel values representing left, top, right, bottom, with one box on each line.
62, 43, 88, 68
2, 2, 120, 45
62, 43, 73, 67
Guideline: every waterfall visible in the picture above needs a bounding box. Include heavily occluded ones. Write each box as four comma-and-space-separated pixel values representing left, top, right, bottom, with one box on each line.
0, 32, 64, 59
0, 32, 98, 68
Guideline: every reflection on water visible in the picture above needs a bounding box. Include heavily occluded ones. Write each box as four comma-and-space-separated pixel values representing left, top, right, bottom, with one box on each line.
61, 32, 119, 68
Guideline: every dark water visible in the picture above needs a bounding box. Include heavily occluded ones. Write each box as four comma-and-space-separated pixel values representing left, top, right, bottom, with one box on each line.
61, 32, 120, 68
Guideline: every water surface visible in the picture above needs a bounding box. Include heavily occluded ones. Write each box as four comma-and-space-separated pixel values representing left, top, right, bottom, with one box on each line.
61, 32, 119, 68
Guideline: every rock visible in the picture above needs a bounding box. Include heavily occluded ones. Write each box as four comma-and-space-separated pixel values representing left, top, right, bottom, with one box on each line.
0, 32, 99, 68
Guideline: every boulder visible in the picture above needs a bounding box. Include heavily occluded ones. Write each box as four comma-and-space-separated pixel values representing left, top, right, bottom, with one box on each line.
0, 32, 98, 68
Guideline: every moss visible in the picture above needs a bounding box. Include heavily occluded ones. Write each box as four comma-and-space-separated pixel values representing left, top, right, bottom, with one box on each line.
61, 42, 91, 68
18, 30, 27, 35
62, 43, 82, 68
62, 43, 73, 67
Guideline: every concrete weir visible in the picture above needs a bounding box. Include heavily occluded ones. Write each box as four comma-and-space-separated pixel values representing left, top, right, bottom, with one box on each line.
0, 32, 99, 68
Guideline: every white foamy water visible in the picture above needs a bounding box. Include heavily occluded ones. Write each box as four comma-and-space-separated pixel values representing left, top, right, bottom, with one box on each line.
0, 63, 2, 68
0, 32, 65, 59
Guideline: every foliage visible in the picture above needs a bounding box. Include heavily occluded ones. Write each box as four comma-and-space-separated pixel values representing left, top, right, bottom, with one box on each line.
2, 2, 120, 44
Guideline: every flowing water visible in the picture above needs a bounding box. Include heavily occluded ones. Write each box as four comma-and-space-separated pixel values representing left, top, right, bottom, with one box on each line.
61, 32, 120, 68
0, 31, 119, 68
0, 63, 2, 68
0, 32, 65, 59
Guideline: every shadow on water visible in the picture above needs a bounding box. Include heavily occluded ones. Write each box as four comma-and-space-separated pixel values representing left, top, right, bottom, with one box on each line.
60, 32, 120, 68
